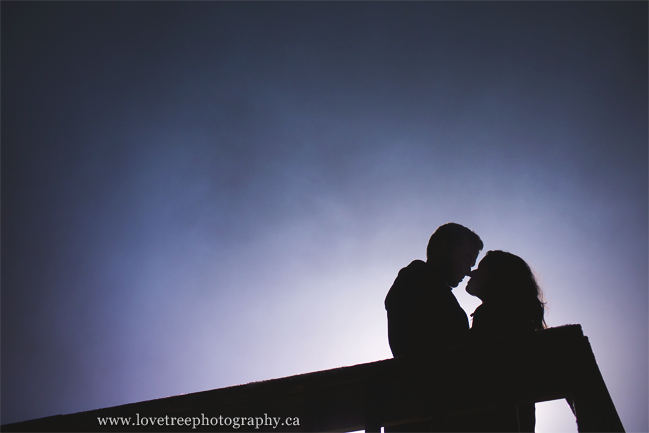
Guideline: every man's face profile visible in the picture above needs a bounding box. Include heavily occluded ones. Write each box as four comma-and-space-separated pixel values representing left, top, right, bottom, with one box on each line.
445, 239, 479, 288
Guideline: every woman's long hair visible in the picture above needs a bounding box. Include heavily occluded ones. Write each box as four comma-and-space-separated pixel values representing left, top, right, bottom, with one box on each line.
480, 250, 547, 330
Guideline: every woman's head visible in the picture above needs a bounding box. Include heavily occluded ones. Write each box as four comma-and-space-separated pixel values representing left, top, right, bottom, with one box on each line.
466, 250, 546, 330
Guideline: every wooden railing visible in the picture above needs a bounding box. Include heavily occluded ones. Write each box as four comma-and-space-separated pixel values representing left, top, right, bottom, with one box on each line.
3, 325, 624, 432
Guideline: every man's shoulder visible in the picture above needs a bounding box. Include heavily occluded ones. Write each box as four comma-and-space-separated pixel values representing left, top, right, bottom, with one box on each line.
400, 259, 428, 275
385, 260, 441, 310
393, 260, 431, 288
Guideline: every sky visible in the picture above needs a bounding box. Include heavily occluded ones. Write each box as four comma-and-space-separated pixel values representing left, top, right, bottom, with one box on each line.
2, 2, 647, 431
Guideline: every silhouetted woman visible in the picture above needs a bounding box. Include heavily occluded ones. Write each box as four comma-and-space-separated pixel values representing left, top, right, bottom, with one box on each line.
451, 250, 546, 432
467, 250, 546, 337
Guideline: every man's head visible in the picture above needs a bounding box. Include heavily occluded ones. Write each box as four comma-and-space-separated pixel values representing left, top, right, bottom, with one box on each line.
426, 223, 483, 288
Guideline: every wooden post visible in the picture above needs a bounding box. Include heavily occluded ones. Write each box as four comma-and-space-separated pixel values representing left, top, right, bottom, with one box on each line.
364, 373, 382, 433
571, 337, 625, 433
302, 383, 320, 432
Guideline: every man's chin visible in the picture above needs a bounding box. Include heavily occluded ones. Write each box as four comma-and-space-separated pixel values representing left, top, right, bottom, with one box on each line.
450, 276, 466, 288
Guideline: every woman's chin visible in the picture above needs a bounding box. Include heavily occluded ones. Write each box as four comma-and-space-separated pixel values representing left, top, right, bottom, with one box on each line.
466, 286, 482, 300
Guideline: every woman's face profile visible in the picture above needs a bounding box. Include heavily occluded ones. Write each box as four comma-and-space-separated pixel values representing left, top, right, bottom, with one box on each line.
466, 260, 489, 300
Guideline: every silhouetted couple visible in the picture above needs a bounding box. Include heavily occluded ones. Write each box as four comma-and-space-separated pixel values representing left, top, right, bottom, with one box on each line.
385, 223, 546, 432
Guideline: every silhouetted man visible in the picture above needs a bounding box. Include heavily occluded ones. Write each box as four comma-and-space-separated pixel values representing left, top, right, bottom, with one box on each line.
385, 223, 483, 357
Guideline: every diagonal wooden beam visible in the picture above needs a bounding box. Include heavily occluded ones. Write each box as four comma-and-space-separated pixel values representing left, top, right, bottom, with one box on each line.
2, 325, 624, 433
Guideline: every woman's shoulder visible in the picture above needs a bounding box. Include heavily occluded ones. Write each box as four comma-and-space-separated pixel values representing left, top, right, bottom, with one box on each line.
470, 302, 535, 337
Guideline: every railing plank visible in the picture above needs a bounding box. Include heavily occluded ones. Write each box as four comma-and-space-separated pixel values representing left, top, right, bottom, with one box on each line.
3, 325, 624, 432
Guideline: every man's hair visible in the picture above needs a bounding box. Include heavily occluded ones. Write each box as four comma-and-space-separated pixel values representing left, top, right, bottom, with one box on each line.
426, 223, 483, 260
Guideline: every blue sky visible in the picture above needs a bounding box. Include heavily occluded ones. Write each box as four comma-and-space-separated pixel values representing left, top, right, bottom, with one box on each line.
2, 2, 647, 431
